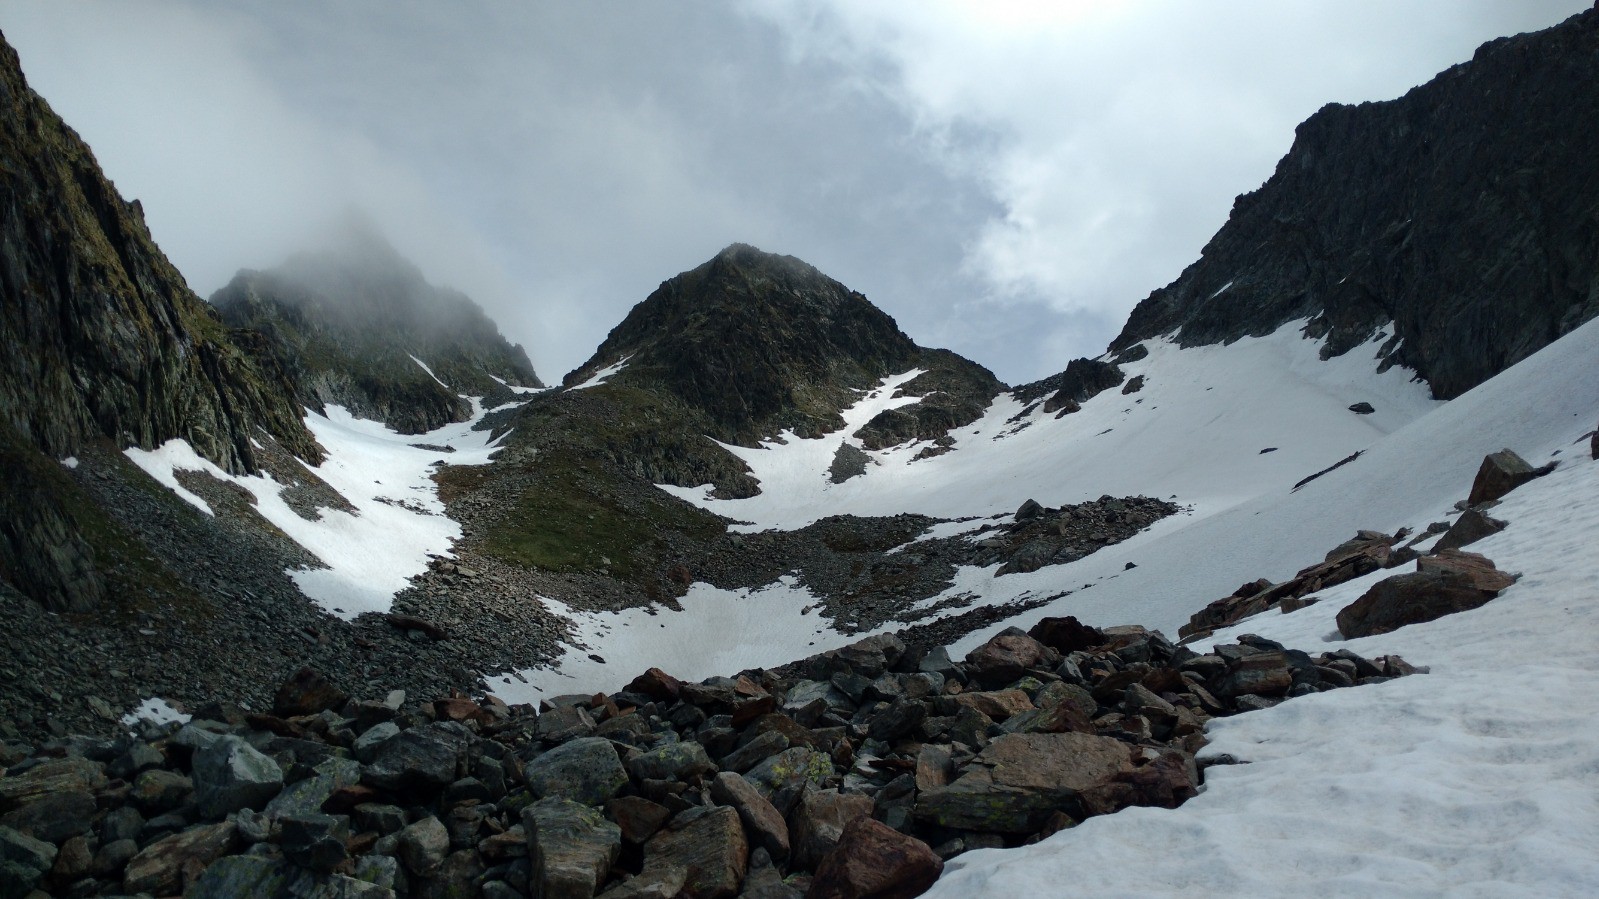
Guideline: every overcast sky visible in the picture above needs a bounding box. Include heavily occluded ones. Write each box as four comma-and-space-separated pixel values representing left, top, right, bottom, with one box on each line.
4, 1, 1588, 385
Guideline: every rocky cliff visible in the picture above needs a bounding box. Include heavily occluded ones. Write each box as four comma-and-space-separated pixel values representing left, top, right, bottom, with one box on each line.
213, 225, 542, 434
0, 30, 321, 611
1106, 5, 1599, 399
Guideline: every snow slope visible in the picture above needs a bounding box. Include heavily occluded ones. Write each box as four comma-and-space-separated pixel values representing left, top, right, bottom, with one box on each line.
126, 397, 518, 618
930, 437, 1599, 898
513, 319, 1596, 695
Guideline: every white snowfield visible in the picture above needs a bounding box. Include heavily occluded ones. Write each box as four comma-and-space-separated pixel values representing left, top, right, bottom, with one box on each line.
125, 393, 516, 619
931, 439, 1599, 898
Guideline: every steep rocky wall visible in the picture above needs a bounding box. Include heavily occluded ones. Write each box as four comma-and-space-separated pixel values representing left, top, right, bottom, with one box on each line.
0, 31, 320, 472
1110, 6, 1599, 399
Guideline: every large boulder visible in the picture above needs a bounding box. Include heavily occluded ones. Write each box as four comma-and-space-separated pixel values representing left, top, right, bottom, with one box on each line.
627, 741, 716, 783
0, 825, 57, 899
397, 815, 450, 878
640, 806, 749, 899
744, 748, 834, 816
123, 820, 239, 895
1337, 567, 1510, 638
192, 736, 285, 819
913, 732, 1132, 834
710, 771, 789, 862
525, 737, 629, 806
963, 629, 1056, 687
1026, 616, 1105, 654
1434, 508, 1506, 552
807, 816, 942, 899
789, 789, 873, 871
361, 724, 469, 794
524, 798, 622, 899
1466, 448, 1544, 506
0, 788, 96, 844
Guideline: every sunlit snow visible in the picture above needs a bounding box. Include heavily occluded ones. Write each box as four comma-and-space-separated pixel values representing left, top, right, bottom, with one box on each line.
120, 697, 190, 728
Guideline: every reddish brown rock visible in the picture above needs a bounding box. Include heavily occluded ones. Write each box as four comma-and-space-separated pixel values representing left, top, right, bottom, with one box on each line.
1466, 448, 1545, 506
1417, 550, 1518, 591
608, 796, 673, 845
123, 820, 239, 895
433, 697, 492, 725
710, 771, 789, 862
272, 667, 348, 718
790, 789, 874, 871
641, 806, 748, 899
949, 689, 1034, 721
623, 665, 681, 700
806, 816, 943, 899
964, 630, 1054, 686
1337, 568, 1508, 638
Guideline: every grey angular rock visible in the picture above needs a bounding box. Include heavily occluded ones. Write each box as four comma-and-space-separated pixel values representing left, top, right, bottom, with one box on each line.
353, 721, 402, 763
524, 797, 622, 899
187, 854, 393, 898
721, 730, 789, 774
710, 771, 788, 862
193, 736, 285, 819
1466, 448, 1543, 506
0, 825, 56, 898
362, 724, 468, 794
743, 747, 834, 817
398, 815, 450, 877
130, 768, 194, 815
265, 756, 362, 819
525, 737, 629, 806
279, 813, 350, 873
627, 740, 715, 783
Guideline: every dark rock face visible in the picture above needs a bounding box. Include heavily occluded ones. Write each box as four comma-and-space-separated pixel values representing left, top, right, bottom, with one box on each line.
1013, 358, 1126, 416
0, 32, 319, 610
213, 220, 542, 435
1466, 449, 1550, 506
1109, 7, 1599, 398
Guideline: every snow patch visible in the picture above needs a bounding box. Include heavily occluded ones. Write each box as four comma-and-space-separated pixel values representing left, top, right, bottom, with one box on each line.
1208, 279, 1235, 299
489, 576, 901, 703
408, 354, 450, 389
570, 355, 633, 390
60, 456, 79, 469
121, 697, 190, 728
125, 400, 516, 618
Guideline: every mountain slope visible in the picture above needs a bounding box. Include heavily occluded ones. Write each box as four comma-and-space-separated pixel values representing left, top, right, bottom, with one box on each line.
1109, 4, 1599, 399
0, 30, 320, 613
213, 222, 542, 434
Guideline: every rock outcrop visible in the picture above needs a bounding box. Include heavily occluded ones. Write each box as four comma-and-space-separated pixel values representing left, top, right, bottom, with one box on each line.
1107, 6, 1599, 399
0, 30, 319, 611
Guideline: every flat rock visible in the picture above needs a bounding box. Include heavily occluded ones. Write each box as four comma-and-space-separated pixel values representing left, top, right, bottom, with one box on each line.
123, 819, 239, 896
1434, 508, 1507, 552
0, 825, 56, 896
0, 788, 96, 843
963, 630, 1055, 687
188, 854, 392, 898
607, 796, 672, 844
526, 737, 629, 806
913, 732, 1133, 834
